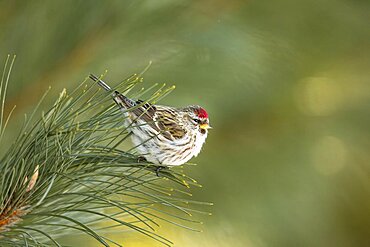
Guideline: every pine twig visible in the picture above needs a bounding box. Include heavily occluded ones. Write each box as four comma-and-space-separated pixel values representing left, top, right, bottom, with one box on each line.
0, 57, 208, 246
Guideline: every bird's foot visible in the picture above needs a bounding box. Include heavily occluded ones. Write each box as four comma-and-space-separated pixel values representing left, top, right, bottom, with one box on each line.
137, 156, 147, 163
155, 166, 168, 177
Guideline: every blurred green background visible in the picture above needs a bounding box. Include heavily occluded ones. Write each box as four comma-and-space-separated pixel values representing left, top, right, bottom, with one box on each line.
1, 0, 370, 246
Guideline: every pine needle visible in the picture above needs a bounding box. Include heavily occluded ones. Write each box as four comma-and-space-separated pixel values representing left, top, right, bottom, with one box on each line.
0, 59, 209, 246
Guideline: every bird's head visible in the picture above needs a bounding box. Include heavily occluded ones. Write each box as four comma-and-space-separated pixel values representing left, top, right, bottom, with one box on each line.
186, 105, 211, 134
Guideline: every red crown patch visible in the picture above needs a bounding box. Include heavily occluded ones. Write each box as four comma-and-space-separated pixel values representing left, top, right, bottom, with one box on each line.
197, 108, 208, 118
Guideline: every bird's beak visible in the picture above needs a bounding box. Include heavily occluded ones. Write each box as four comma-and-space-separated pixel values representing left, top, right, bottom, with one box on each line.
200, 123, 212, 130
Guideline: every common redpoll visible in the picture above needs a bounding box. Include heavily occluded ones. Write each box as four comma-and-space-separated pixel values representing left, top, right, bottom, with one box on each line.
89, 74, 211, 167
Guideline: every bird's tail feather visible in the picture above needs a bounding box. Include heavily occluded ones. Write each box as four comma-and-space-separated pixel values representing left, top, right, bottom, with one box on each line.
89, 73, 137, 109
89, 74, 112, 91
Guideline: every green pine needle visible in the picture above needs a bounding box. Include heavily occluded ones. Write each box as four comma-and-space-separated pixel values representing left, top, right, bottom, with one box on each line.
0, 56, 208, 246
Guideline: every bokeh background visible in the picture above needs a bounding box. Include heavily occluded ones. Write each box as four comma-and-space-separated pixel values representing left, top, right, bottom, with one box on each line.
1, 0, 370, 246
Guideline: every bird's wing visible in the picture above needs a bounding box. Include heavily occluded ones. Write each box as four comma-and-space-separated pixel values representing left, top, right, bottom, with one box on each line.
113, 93, 155, 120
89, 75, 187, 141
153, 106, 187, 140
113, 92, 187, 140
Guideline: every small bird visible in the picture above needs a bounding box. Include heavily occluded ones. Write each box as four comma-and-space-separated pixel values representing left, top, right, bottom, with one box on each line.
89, 74, 211, 167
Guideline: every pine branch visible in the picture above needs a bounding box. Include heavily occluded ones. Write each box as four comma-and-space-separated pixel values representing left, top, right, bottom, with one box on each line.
0, 56, 209, 246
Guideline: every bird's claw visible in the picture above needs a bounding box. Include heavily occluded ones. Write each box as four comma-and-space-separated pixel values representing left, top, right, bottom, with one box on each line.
155, 166, 167, 177
137, 156, 147, 163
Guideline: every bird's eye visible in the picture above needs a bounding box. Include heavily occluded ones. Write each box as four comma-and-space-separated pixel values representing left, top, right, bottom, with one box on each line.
193, 118, 201, 124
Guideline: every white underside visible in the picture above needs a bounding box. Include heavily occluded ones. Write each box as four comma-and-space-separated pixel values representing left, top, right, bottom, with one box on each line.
125, 117, 207, 166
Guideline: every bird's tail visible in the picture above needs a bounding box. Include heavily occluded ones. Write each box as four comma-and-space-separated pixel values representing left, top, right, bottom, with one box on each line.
89, 74, 112, 91
89, 74, 136, 109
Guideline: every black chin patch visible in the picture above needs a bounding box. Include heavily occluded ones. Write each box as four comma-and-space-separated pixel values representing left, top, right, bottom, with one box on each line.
200, 129, 206, 135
